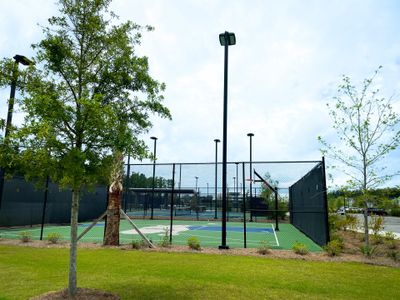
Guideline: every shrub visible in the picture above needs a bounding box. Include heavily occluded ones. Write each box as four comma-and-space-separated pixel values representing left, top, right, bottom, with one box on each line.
360, 245, 378, 258
19, 231, 32, 243
330, 214, 359, 232
329, 232, 344, 245
371, 234, 384, 245
390, 207, 400, 217
187, 236, 201, 251
384, 231, 396, 241
292, 242, 309, 255
46, 232, 62, 244
328, 214, 343, 232
324, 239, 344, 257
131, 239, 146, 249
385, 239, 397, 250
386, 250, 399, 261
257, 241, 271, 255
369, 215, 384, 237
157, 227, 170, 248
344, 214, 359, 231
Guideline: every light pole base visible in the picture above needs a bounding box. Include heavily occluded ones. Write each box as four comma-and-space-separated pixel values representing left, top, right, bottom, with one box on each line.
218, 245, 230, 250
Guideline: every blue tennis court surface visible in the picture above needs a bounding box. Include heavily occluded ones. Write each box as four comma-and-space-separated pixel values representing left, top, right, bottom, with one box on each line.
78, 223, 274, 233
188, 225, 273, 233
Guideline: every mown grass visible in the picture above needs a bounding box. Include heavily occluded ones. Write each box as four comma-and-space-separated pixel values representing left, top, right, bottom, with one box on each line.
0, 245, 399, 299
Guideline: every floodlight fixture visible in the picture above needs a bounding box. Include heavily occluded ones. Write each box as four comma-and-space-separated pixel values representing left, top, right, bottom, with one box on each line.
13, 54, 34, 66
219, 32, 236, 46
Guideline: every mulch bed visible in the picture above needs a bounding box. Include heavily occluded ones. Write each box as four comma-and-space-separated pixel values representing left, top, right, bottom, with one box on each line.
1, 234, 398, 267
29, 288, 119, 300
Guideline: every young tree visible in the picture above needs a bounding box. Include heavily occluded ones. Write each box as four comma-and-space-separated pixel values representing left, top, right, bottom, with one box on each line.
1, 0, 170, 297
318, 67, 400, 249
259, 172, 287, 219
259, 172, 279, 202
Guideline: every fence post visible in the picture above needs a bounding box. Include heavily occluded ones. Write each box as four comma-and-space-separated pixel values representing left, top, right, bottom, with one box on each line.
322, 157, 330, 244
124, 154, 131, 213
242, 162, 247, 248
274, 187, 279, 231
39, 176, 50, 240
169, 164, 175, 244
103, 185, 109, 244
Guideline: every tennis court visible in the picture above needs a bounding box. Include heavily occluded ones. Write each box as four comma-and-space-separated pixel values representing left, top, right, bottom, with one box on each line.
0, 219, 322, 251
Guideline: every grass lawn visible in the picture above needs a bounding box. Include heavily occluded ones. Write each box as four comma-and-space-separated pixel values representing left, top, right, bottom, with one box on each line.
0, 245, 399, 300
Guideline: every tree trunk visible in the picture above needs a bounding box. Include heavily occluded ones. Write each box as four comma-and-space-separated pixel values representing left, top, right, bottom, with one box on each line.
363, 200, 369, 249
104, 189, 121, 245
68, 189, 80, 298
104, 152, 124, 246
362, 160, 370, 250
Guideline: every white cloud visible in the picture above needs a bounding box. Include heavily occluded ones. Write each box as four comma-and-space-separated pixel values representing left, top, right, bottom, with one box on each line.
1, 0, 400, 187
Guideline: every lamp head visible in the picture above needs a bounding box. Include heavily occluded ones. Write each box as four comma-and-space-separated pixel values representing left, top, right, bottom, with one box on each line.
150, 136, 158, 141
219, 31, 236, 46
247, 133, 254, 137
13, 54, 34, 66
214, 138, 221, 143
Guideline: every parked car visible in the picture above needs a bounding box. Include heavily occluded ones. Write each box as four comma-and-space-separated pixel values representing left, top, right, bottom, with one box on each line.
336, 207, 347, 215
367, 207, 388, 216
346, 207, 363, 213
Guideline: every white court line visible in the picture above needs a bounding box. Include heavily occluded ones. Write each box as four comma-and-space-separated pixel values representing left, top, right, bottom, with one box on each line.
271, 224, 280, 247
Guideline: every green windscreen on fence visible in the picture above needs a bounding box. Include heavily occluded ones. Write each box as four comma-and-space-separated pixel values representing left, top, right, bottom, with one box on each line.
289, 162, 329, 246
0, 176, 107, 227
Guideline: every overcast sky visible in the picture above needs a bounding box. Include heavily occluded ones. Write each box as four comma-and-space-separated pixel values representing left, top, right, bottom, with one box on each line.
1, 0, 400, 188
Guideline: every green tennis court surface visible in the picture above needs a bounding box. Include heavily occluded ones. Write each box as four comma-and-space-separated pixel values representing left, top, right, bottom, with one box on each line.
0, 220, 322, 251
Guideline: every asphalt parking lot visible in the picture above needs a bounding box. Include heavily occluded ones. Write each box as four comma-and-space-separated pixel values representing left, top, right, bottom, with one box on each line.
353, 214, 400, 237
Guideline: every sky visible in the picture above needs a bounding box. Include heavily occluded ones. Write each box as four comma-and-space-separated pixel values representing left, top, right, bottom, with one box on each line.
1, 0, 400, 188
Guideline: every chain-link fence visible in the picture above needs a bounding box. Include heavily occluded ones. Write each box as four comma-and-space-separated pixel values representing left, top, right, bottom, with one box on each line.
0, 159, 329, 247
124, 161, 323, 218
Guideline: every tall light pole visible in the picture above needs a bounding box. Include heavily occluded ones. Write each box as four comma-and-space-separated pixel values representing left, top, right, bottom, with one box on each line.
150, 136, 157, 219
235, 162, 239, 212
124, 153, 131, 213
195, 176, 199, 220
219, 31, 236, 250
232, 176, 236, 217
195, 176, 199, 193
247, 133, 254, 222
0, 54, 34, 209
214, 138, 220, 219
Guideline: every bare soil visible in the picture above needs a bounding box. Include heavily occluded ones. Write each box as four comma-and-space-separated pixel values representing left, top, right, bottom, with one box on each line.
29, 288, 119, 300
